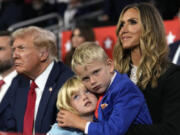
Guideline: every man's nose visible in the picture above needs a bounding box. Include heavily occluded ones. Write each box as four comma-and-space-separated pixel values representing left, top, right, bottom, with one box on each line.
12, 49, 18, 59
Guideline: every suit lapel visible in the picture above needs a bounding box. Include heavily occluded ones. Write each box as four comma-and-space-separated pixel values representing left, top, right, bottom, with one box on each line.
15, 77, 30, 132
0, 76, 19, 114
0, 86, 14, 114
35, 62, 59, 131
98, 72, 119, 120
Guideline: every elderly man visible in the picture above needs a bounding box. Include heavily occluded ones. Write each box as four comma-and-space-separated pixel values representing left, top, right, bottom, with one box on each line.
7, 26, 73, 134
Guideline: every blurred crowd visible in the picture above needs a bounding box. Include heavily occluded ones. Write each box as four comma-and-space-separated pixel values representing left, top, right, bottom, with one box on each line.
0, 0, 179, 31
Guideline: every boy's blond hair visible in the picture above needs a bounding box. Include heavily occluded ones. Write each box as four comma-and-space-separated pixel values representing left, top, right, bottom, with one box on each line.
56, 76, 85, 114
71, 42, 109, 72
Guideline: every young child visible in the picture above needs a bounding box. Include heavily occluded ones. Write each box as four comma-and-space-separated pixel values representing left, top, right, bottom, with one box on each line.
47, 76, 98, 135
57, 42, 152, 135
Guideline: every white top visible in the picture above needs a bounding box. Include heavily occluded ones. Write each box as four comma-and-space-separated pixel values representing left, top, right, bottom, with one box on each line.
130, 65, 138, 85
64, 8, 77, 28
64, 2, 82, 28
0, 70, 17, 103
32, 61, 54, 133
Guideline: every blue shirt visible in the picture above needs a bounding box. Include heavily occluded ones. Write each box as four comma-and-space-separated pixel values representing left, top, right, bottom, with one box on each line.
47, 123, 84, 135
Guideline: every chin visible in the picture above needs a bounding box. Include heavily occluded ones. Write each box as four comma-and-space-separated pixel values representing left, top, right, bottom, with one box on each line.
16, 69, 22, 73
16, 68, 25, 74
122, 44, 132, 49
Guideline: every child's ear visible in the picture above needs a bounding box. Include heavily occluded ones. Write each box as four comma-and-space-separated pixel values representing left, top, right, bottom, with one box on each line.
106, 58, 114, 73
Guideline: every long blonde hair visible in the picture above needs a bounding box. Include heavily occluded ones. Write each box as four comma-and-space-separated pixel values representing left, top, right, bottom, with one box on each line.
113, 3, 170, 89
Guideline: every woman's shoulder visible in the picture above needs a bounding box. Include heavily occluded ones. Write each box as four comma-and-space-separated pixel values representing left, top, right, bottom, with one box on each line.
158, 63, 180, 85
162, 63, 180, 78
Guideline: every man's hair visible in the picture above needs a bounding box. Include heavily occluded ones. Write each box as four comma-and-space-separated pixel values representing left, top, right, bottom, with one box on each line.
71, 42, 108, 72
0, 31, 11, 36
0, 31, 13, 46
12, 26, 58, 61
56, 76, 85, 114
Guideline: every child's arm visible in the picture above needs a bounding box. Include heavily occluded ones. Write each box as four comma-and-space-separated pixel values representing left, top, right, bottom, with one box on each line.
57, 78, 152, 135
57, 109, 88, 131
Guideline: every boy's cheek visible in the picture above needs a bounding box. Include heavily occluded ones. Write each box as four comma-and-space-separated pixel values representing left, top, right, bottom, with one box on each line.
82, 82, 91, 89
87, 87, 94, 93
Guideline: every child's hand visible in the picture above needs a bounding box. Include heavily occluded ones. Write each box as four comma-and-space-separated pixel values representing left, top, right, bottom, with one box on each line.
56, 109, 88, 131
56, 109, 76, 127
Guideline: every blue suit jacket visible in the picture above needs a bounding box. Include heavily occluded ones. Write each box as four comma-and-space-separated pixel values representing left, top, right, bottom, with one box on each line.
7, 61, 74, 133
89, 71, 152, 135
0, 75, 21, 131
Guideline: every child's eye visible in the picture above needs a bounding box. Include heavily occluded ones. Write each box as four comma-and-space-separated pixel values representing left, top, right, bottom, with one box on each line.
82, 77, 89, 82
73, 94, 79, 100
93, 69, 100, 75
0, 47, 4, 50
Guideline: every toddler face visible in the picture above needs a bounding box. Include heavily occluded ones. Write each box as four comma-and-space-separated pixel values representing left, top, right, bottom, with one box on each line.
70, 86, 98, 115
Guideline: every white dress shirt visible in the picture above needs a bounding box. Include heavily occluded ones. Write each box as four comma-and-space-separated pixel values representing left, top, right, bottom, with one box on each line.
32, 61, 54, 133
0, 70, 17, 103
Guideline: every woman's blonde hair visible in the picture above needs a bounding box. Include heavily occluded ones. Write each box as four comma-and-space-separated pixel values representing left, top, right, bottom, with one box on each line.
71, 42, 109, 72
113, 3, 170, 89
12, 26, 58, 61
56, 76, 85, 114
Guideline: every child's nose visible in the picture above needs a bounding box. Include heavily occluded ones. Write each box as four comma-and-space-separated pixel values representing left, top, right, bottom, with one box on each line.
90, 76, 96, 85
82, 94, 88, 101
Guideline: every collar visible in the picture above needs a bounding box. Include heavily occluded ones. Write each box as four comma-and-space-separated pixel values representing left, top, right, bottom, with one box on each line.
106, 71, 117, 92
0, 70, 17, 83
33, 61, 54, 90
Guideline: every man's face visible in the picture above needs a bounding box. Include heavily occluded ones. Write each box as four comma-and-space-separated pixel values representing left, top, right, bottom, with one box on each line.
12, 36, 42, 78
0, 36, 13, 73
75, 59, 114, 94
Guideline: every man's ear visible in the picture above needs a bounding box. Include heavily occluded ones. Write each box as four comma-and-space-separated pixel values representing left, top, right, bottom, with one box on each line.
39, 48, 49, 62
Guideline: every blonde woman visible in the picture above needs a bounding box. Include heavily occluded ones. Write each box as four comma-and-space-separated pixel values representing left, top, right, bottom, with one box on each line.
113, 2, 180, 135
